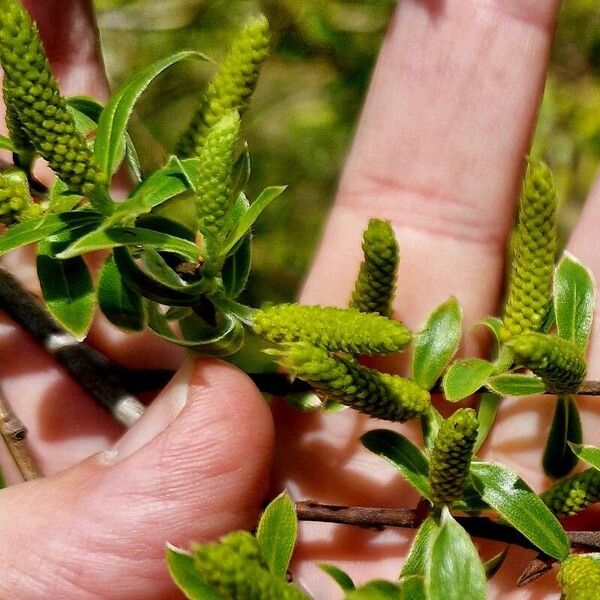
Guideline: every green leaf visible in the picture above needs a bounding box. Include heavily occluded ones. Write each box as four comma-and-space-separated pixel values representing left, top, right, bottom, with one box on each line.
470, 461, 570, 560
483, 547, 508, 580
66, 96, 103, 136
361, 430, 430, 498
543, 396, 582, 479
37, 242, 95, 339
256, 492, 298, 579
346, 580, 402, 599
230, 144, 251, 200
570, 443, 600, 471
286, 392, 322, 412
442, 359, 494, 402
412, 297, 462, 391
146, 302, 244, 356
95, 50, 208, 176
222, 186, 286, 254
165, 544, 224, 600
46, 179, 82, 214
0, 135, 15, 152
400, 517, 438, 578
554, 253, 595, 352
477, 317, 504, 347
399, 575, 428, 600
473, 393, 501, 454
221, 233, 251, 298
320, 564, 355, 592
486, 374, 546, 397
57, 226, 202, 261
420, 407, 443, 455
97, 255, 146, 331
0, 211, 103, 256
427, 508, 486, 600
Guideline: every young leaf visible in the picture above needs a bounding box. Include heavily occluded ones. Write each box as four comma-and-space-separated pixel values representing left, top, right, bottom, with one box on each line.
477, 317, 504, 347
543, 396, 582, 479
256, 492, 297, 579
412, 297, 462, 391
470, 461, 570, 560
483, 547, 508, 580
165, 544, 224, 600
399, 575, 428, 600
0, 135, 15, 152
319, 564, 355, 592
221, 233, 252, 298
361, 429, 430, 498
57, 226, 202, 261
570, 443, 600, 471
46, 179, 82, 214
427, 508, 486, 600
37, 242, 95, 339
400, 516, 438, 578
473, 392, 501, 453
95, 50, 208, 176
486, 374, 546, 397
442, 359, 494, 402
554, 253, 595, 352
97, 255, 146, 331
222, 186, 286, 254
421, 407, 443, 455
0, 211, 103, 256
345, 580, 403, 600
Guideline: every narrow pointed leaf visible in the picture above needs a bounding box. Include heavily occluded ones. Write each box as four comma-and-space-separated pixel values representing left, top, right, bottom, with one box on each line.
570, 443, 600, 471
554, 253, 595, 352
400, 517, 438, 578
427, 508, 486, 600
486, 374, 546, 397
165, 545, 224, 600
221, 233, 251, 298
484, 548, 508, 580
470, 461, 570, 560
319, 564, 355, 592
361, 430, 430, 498
543, 396, 581, 479
473, 393, 501, 453
477, 317, 504, 347
442, 359, 494, 402
256, 492, 298, 579
412, 297, 462, 390
421, 407, 443, 454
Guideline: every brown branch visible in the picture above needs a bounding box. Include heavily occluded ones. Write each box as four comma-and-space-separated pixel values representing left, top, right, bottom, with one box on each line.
518, 555, 554, 586
0, 385, 40, 481
295, 501, 600, 553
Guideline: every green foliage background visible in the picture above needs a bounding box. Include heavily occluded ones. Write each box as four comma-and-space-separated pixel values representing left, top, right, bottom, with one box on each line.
92, 0, 600, 305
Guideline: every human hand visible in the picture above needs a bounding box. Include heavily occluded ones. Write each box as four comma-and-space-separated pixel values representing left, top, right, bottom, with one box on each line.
272, 1, 600, 598
0, 2, 274, 598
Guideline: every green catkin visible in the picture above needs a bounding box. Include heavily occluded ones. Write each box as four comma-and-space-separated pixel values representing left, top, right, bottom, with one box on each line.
429, 408, 479, 506
192, 532, 309, 600
0, 168, 40, 224
195, 110, 240, 252
176, 15, 270, 158
541, 468, 600, 517
3, 81, 35, 165
272, 342, 430, 422
253, 303, 412, 355
558, 555, 600, 600
0, 0, 106, 196
501, 159, 557, 341
350, 218, 399, 316
506, 332, 586, 394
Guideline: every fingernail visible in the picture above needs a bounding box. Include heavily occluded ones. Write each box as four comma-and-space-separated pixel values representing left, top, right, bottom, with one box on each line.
101, 357, 196, 464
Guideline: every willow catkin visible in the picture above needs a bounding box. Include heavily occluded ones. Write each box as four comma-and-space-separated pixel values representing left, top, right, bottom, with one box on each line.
541, 468, 600, 517
0, 168, 40, 224
558, 555, 600, 600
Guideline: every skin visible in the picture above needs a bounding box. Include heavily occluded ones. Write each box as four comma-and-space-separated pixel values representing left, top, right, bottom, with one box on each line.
0, 0, 598, 597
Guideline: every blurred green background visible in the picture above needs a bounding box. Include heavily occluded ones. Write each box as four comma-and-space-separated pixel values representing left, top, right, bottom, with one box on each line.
92, 0, 600, 305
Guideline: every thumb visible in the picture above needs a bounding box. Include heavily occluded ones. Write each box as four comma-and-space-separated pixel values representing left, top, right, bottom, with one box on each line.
0, 358, 274, 600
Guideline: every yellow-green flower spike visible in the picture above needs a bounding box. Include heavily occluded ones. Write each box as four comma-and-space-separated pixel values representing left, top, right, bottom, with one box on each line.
3, 81, 35, 166
0, 168, 40, 225
195, 111, 240, 255
558, 555, 600, 600
350, 218, 399, 316
501, 159, 557, 341
541, 468, 600, 517
429, 408, 479, 506
176, 15, 270, 158
192, 531, 309, 600
272, 341, 430, 422
0, 0, 106, 196
505, 332, 586, 394
253, 303, 412, 355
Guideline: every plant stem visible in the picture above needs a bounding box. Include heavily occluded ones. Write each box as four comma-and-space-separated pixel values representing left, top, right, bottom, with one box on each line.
0, 384, 40, 480
0, 267, 145, 428
295, 501, 600, 553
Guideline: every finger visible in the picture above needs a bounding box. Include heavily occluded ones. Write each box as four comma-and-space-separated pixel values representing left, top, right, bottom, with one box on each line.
0, 358, 273, 599
303, 0, 560, 350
